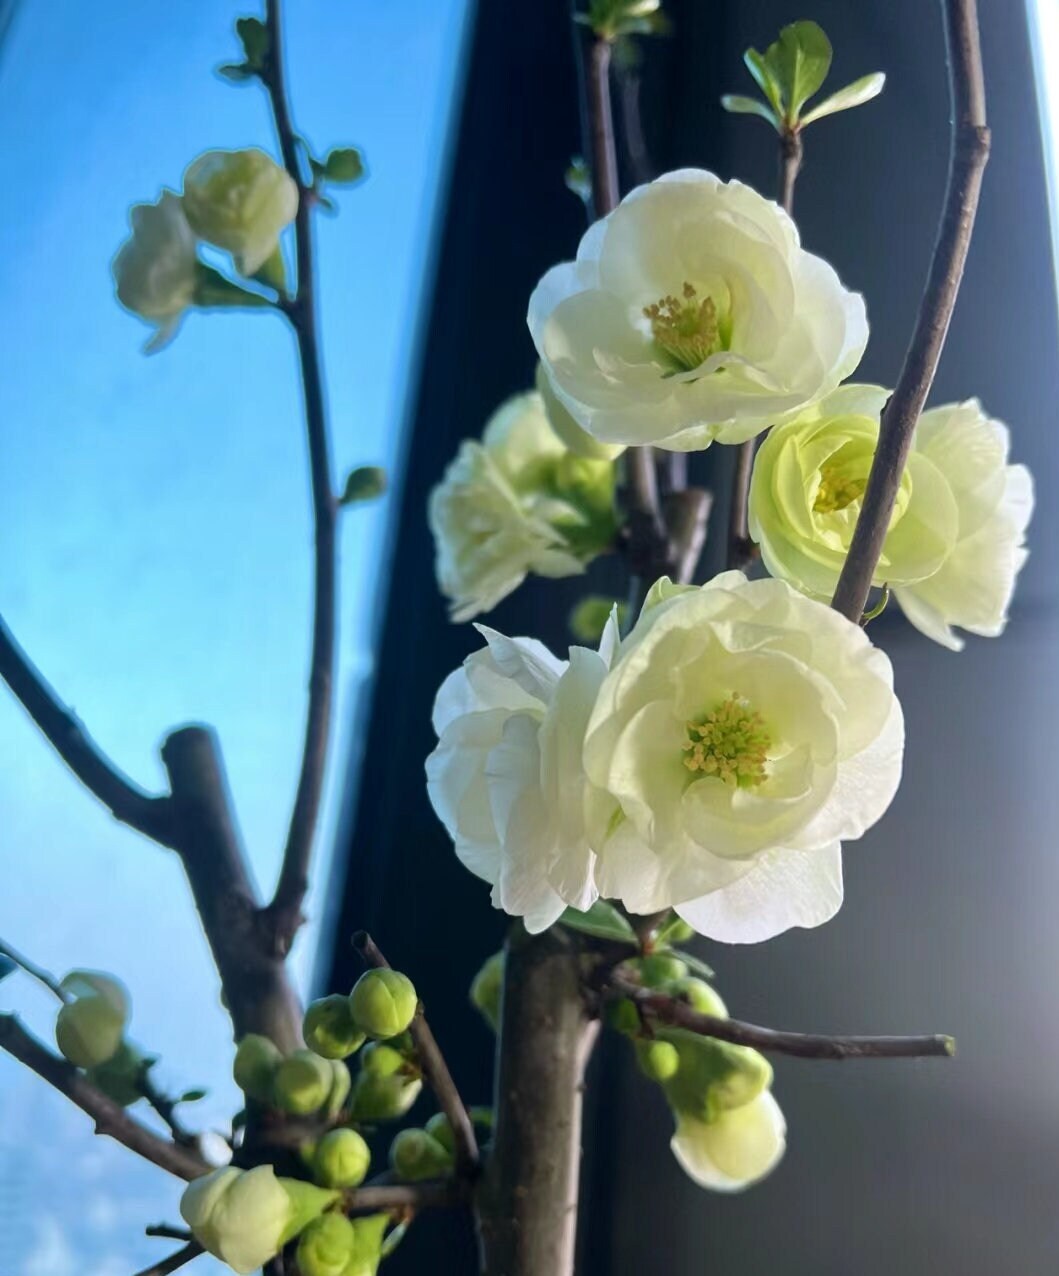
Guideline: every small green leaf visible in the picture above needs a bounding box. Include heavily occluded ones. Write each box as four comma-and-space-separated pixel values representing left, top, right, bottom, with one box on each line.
675, 950, 715, 980
559, 901, 638, 944
179, 1087, 208, 1104
801, 71, 885, 125
763, 20, 832, 121
721, 94, 780, 130
193, 264, 273, 310
322, 147, 365, 185
339, 466, 387, 506
217, 63, 254, 83
743, 48, 783, 116
861, 581, 891, 625
235, 16, 270, 68
381, 1222, 409, 1259
0, 956, 16, 983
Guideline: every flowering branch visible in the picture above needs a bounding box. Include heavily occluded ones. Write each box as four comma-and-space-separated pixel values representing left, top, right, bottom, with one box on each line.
0, 1015, 209, 1180
831, 0, 989, 621
0, 615, 176, 847
133, 1241, 204, 1276
353, 932, 480, 1177
259, 0, 339, 958
606, 976, 955, 1061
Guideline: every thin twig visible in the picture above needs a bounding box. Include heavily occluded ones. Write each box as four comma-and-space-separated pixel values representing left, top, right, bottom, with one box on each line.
132, 1241, 203, 1276
342, 1178, 468, 1216
0, 1015, 209, 1180
832, 0, 989, 620
138, 1067, 195, 1146
353, 933, 480, 1177
0, 615, 175, 846
727, 127, 803, 572
0, 936, 68, 1002
146, 1226, 193, 1242
259, 0, 339, 957
606, 976, 955, 1060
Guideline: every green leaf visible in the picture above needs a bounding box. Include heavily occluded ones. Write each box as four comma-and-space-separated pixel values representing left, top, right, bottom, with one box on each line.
801, 71, 885, 125
743, 48, 783, 116
861, 581, 891, 625
235, 16, 270, 68
192, 264, 274, 310
559, 901, 638, 944
217, 63, 254, 83
339, 466, 387, 506
763, 20, 833, 121
720, 94, 780, 130
675, 950, 715, 980
322, 147, 365, 185
179, 1087, 208, 1104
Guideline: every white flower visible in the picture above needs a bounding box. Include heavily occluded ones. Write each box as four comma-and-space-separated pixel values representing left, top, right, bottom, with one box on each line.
749, 388, 1034, 650
891, 401, 1034, 650
528, 169, 867, 452
425, 613, 623, 931
112, 191, 198, 341
182, 148, 298, 276
583, 574, 903, 942
180, 1167, 289, 1275
428, 391, 614, 622
671, 1092, 787, 1191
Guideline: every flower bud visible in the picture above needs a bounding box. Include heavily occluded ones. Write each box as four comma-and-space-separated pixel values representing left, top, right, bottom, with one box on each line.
661, 1030, 773, 1123
112, 191, 198, 331
182, 148, 298, 276
348, 1215, 390, 1276
296, 1213, 357, 1276
325, 1058, 352, 1120
313, 1128, 371, 1189
636, 954, 689, 988
232, 1033, 282, 1103
661, 977, 727, 1019
636, 1039, 681, 1083
349, 1045, 422, 1122
424, 1112, 456, 1156
360, 1041, 406, 1078
304, 995, 366, 1060
274, 1049, 334, 1116
604, 997, 641, 1036
389, 1128, 454, 1181
85, 1040, 147, 1106
180, 1166, 290, 1275
469, 951, 504, 1032
349, 970, 418, 1040
55, 971, 129, 1068
671, 1093, 786, 1191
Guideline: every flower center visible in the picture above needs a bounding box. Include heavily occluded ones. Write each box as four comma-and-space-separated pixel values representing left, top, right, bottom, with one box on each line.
643, 283, 725, 371
813, 461, 868, 513
683, 694, 771, 788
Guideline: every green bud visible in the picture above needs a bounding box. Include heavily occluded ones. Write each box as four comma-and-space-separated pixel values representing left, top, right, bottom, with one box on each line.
604, 997, 641, 1035
360, 1042, 406, 1078
313, 1128, 371, 1189
469, 952, 504, 1032
349, 969, 418, 1040
274, 1049, 334, 1116
85, 1040, 147, 1106
182, 148, 298, 277
657, 917, 695, 944
349, 1215, 390, 1276
233, 1034, 283, 1103
636, 954, 689, 987
181, 1166, 291, 1275
424, 1112, 456, 1156
661, 1029, 773, 1123
55, 971, 128, 1068
636, 1039, 681, 1083
389, 1128, 454, 1181
304, 996, 366, 1060
661, 977, 728, 1019
349, 1045, 422, 1122
296, 1214, 357, 1276
325, 1058, 352, 1120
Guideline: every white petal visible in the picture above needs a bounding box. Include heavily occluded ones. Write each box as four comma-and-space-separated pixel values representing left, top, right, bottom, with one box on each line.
670, 1092, 786, 1191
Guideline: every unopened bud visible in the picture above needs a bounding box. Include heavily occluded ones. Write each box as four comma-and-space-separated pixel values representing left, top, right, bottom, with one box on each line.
325, 1058, 352, 1120
55, 971, 129, 1068
296, 1214, 357, 1276
313, 1128, 371, 1189
349, 1045, 421, 1122
636, 1039, 681, 1083
389, 1127, 454, 1181
304, 995, 366, 1060
233, 1034, 282, 1103
424, 1112, 456, 1156
662, 1030, 773, 1123
182, 148, 298, 276
180, 1166, 290, 1275
662, 977, 727, 1019
636, 954, 689, 987
349, 969, 418, 1040
469, 951, 504, 1032
274, 1049, 334, 1116
604, 997, 641, 1035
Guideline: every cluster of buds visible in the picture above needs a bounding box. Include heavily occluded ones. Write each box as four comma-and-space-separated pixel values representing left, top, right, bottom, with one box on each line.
296, 1212, 391, 1276
232, 1035, 351, 1121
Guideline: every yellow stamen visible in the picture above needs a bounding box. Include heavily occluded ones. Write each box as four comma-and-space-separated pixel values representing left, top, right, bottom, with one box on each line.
683, 694, 771, 788
644, 283, 723, 371
813, 462, 868, 513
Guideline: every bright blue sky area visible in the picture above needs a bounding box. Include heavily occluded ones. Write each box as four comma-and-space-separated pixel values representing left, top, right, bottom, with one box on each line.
0, 1, 471, 1271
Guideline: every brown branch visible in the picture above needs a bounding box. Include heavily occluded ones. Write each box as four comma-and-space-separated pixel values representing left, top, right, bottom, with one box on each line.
138, 1067, 195, 1147
133, 1241, 203, 1276
259, 0, 339, 958
606, 976, 955, 1061
0, 615, 175, 846
726, 128, 803, 572
353, 933, 480, 1177
342, 1178, 469, 1216
0, 1014, 209, 1179
832, 0, 989, 620
0, 935, 68, 1002
145, 1226, 193, 1242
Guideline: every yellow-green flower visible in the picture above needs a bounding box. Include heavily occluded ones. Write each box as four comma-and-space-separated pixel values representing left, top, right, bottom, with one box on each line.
182, 148, 297, 276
